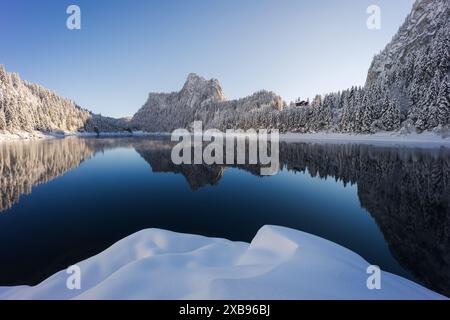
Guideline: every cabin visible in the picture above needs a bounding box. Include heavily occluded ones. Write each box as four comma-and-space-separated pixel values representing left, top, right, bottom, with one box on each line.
295, 99, 309, 107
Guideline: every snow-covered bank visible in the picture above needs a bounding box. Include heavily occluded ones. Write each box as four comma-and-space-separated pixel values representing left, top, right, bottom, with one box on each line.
280, 131, 450, 147
0, 226, 445, 300
2, 130, 450, 148
74, 130, 152, 138
0, 130, 154, 142
0, 130, 57, 141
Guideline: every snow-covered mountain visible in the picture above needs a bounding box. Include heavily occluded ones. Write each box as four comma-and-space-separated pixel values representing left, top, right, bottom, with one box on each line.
0, 66, 130, 135
132, 0, 449, 134
365, 0, 450, 132
1, 0, 448, 137
367, 0, 448, 87
130, 73, 284, 132
0, 66, 91, 134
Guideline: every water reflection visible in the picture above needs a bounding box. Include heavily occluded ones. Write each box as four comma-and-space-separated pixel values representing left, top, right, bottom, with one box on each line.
0, 137, 449, 295
277, 143, 450, 296
0, 139, 94, 212
134, 140, 225, 190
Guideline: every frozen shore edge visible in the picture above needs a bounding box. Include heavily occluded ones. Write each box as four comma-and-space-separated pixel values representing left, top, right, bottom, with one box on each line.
0, 130, 156, 141
1, 130, 450, 148
0, 225, 446, 300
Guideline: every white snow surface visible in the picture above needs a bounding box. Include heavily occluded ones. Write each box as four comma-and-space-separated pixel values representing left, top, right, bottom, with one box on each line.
2, 130, 449, 148
0, 130, 57, 141
0, 130, 153, 141
0, 226, 445, 300
280, 132, 450, 148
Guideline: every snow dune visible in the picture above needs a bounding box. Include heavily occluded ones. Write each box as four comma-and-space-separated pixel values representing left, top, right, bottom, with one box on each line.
0, 226, 445, 300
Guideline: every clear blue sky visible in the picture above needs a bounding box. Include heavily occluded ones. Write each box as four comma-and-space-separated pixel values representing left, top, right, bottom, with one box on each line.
1, 0, 415, 117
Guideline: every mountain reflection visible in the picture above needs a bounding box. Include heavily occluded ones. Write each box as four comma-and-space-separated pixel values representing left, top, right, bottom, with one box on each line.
133, 140, 225, 190
0, 139, 94, 212
0, 137, 449, 295
135, 139, 450, 295
277, 143, 450, 296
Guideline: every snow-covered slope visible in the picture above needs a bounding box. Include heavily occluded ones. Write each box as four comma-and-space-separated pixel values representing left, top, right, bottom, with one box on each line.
130, 73, 284, 132
363, 0, 450, 132
129, 0, 449, 135
0, 65, 131, 135
367, 0, 449, 86
0, 65, 91, 133
0, 226, 445, 300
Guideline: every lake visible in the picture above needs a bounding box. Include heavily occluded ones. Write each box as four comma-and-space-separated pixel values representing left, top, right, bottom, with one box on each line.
0, 136, 449, 296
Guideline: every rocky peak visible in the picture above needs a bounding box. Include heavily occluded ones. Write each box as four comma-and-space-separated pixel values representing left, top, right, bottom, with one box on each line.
366, 0, 449, 86
179, 73, 226, 108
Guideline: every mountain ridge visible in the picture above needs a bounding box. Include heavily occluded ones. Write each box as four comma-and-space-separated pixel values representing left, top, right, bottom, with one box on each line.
1, 0, 448, 137
130, 0, 449, 135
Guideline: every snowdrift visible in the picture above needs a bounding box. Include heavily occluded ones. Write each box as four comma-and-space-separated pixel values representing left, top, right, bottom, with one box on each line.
0, 226, 445, 300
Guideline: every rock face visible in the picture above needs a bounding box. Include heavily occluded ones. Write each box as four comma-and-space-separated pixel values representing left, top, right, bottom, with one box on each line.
367, 0, 449, 87
131, 73, 226, 132
364, 0, 450, 132
179, 73, 226, 108
131, 73, 284, 132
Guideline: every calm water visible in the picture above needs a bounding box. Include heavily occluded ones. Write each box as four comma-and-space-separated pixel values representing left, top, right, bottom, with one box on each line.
0, 137, 449, 296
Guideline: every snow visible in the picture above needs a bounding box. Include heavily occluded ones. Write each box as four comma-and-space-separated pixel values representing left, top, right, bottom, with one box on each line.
280, 131, 450, 148
74, 131, 152, 138
0, 130, 56, 141
0, 226, 445, 300
2, 130, 450, 148
0, 130, 153, 141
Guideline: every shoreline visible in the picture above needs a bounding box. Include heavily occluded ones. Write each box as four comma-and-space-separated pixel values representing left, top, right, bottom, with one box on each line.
0, 130, 156, 142
1, 130, 450, 147
279, 132, 450, 147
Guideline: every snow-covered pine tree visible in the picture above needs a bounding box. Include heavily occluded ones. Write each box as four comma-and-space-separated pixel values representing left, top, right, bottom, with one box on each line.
0, 99, 6, 131
312, 94, 323, 108
382, 99, 401, 131
437, 75, 450, 126
403, 52, 416, 86
354, 87, 365, 132
360, 90, 374, 133
408, 77, 422, 123
427, 74, 441, 129
4, 98, 20, 130
322, 94, 334, 130
0, 65, 7, 84
416, 103, 429, 132
416, 72, 439, 131
340, 88, 355, 132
